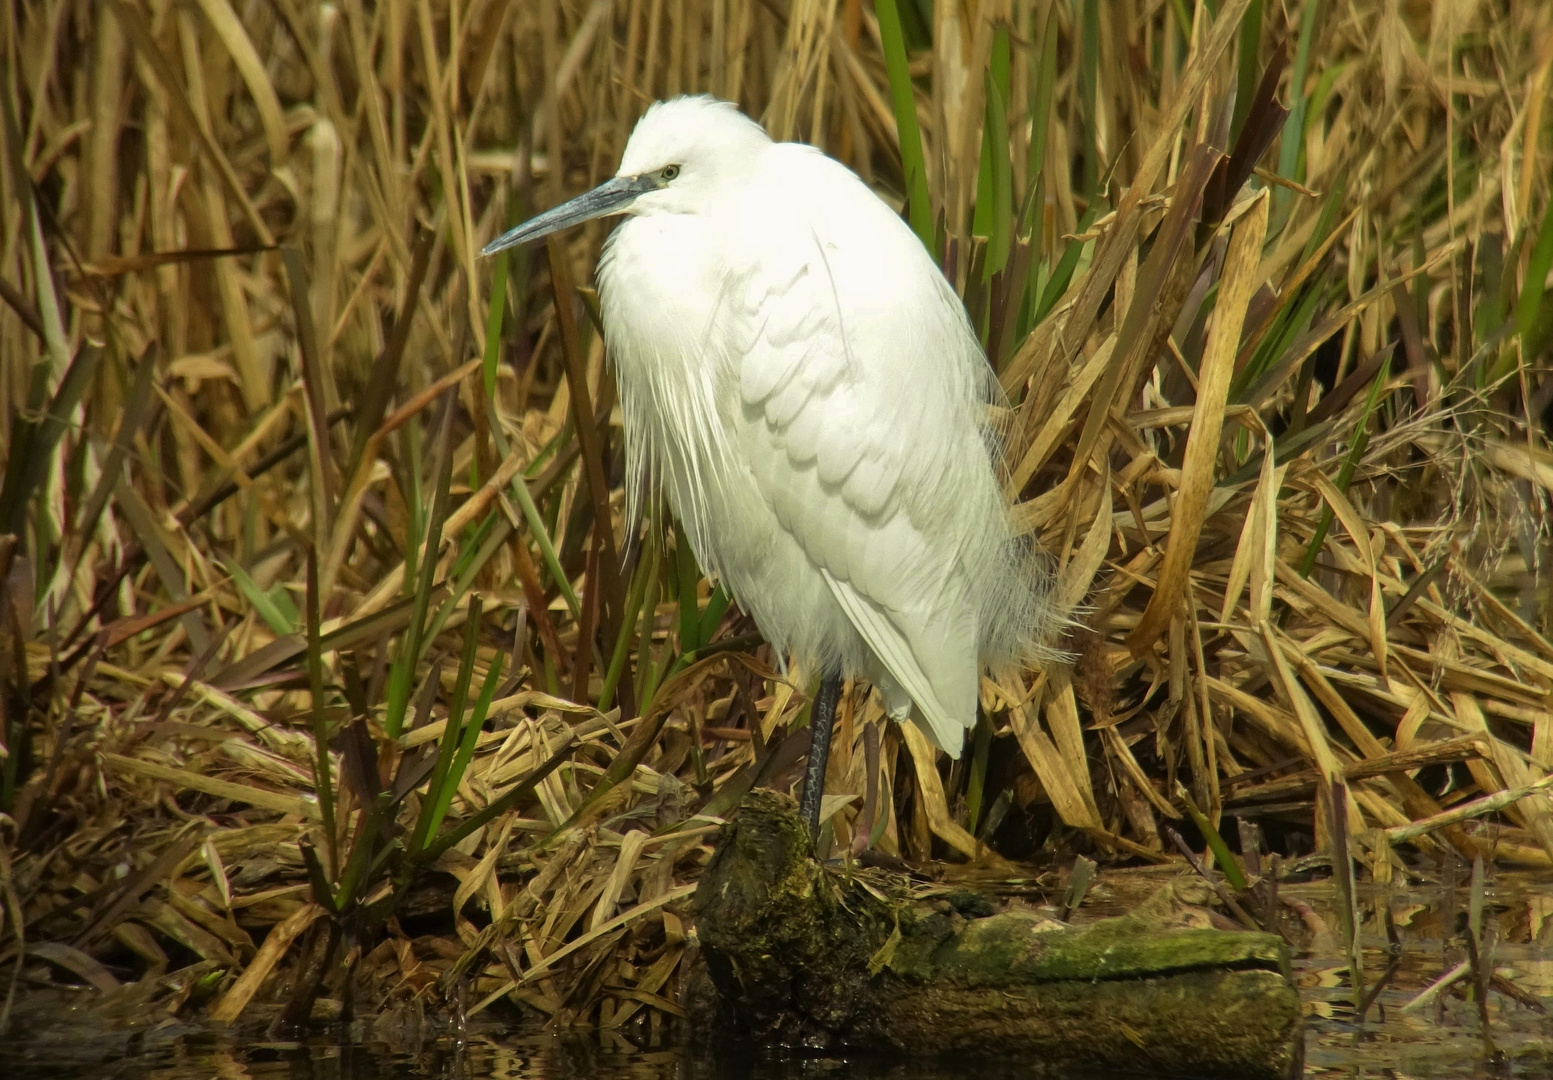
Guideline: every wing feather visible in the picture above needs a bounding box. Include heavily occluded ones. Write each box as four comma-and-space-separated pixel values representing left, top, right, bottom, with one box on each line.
821, 570, 965, 751
728, 148, 1006, 756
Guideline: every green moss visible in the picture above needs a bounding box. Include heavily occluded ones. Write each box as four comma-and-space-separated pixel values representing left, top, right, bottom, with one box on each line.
917, 911, 1291, 987
691, 791, 1302, 1078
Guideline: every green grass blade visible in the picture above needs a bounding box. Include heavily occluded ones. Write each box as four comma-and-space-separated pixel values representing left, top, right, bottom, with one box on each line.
401, 424, 424, 585
973, 118, 994, 243
875, 0, 934, 251
972, 27, 1010, 244
421, 733, 577, 862
1299, 355, 1392, 576
510, 470, 580, 617
964, 711, 993, 835
426, 651, 503, 840
1515, 195, 1553, 345
448, 510, 500, 582
1179, 786, 1248, 890
385, 397, 455, 738
676, 528, 702, 653
333, 789, 394, 912
305, 547, 337, 876
697, 584, 731, 644
299, 841, 340, 915
1299, 182, 1349, 268
72, 348, 156, 547
1475, 239, 1506, 355
633, 531, 664, 709
1022, 4, 1058, 238
1230, 0, 1265, 144
990, 21, 1010, 138
1034, 208, 1100, 324
980, 51, 1014, 282
1079, 0, 1101, 198
1234, 282, 1325, 399
482, 399, 581, 619
869, 773, 893, 849
409, 596, 483, 855
422, 513, 512, 660
600, 542, 653, 713
1275, 0, 1322, 208
482, 254, 509, 401
1169, 0, 1193, 38
225, 558, 298, 636
0, 343, 100, 539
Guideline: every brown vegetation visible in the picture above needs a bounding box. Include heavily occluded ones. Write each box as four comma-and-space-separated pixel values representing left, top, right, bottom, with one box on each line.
1, 0, 1552, 1039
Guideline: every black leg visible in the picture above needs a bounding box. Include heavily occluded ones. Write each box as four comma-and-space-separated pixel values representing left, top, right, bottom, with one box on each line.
798, 672, 844, 840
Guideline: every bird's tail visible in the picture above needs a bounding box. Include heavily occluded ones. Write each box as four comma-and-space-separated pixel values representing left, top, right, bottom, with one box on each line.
976, 524, 1070, 670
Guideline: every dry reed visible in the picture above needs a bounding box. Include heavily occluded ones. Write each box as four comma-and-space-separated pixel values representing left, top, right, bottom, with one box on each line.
1, 0, 1552, 1035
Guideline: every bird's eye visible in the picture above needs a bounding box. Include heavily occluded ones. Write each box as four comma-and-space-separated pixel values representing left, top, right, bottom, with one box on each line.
661, 164, 681, 181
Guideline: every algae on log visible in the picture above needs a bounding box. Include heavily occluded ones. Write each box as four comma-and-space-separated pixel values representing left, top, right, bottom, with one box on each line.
688, 790, 1302, 1080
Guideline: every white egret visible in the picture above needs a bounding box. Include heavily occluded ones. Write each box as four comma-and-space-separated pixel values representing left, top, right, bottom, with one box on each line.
484, 96, 1058, 837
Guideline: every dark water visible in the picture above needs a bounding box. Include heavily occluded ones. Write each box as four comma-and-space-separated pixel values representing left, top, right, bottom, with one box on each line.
2, 1022, 1551, 1080
1, 997, 1551, 1080
3, 980, 1549, 1080
5, 877, 1551, 1079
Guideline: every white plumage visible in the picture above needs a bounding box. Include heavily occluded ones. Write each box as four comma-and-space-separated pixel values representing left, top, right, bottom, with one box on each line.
486, 95, 1057, 760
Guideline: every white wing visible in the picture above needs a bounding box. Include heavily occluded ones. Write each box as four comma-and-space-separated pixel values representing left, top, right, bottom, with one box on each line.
728, 147, 1001, 755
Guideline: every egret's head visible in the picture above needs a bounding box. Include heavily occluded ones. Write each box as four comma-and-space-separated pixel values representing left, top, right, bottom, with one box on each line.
481, 96, 771, 257
615, 96, 770, 215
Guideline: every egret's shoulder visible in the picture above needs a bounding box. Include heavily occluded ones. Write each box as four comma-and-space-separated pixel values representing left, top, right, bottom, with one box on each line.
739, 144, 917, 253
762, 143, 879, 205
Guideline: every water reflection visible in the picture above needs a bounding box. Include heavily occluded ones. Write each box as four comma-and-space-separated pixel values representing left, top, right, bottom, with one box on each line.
5, 874, 1551, 1080
4, 1023, 1551, 1080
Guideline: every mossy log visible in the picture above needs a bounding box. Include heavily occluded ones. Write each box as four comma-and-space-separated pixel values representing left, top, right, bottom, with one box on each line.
687, 790, 1302, 1080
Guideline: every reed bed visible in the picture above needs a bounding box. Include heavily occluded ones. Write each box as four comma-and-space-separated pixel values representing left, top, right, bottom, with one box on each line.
1, 0, 1552, 1037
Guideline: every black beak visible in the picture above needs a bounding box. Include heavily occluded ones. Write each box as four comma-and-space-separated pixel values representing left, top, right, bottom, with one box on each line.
481, 174, 659, 256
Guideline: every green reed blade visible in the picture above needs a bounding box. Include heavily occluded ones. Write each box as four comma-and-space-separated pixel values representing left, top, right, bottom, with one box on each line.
410, 595, 483, 855
1034, 208, 1100, 324
633, 531, 664, 709
426, 651, 503, 841
697, 584, 731, 644
482, 253, 509, 402
980, 53, 1014, 283
421, 733, 578, 862
305, 547, 337, 876
1275, 0, 1321, 208
964, 711, 993, 836
1516, 195, 1553, 345
385, 396, 455, 738
676, 528, 702, 653
876, 0, 934, 251
1079, 0, 1101, 197
1021, 3, 1058, 240
1299, 355, 1391, 576
484, 400, 581, 619
1180, 786, 1248, 890
0, 343, 99, 539
600, 540, 654, 714
225, 558, 298, 636
1230, 0, 1264, 144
